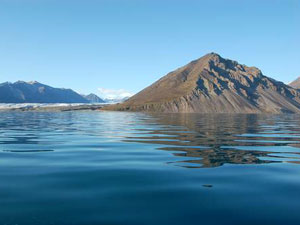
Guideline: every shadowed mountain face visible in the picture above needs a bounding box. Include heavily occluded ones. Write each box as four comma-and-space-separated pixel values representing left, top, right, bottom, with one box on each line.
289, 77, 300, 89
107, 53, 300, 113
0, 81, 89, 103
82, 93, 105, 103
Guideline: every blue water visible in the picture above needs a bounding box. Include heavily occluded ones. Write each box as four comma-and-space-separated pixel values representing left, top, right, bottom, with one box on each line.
1, 111, 300, 225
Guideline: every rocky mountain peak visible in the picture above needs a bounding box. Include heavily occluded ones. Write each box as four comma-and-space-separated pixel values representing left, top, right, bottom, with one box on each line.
83, 93, 105, 103
105, 53, 300, 113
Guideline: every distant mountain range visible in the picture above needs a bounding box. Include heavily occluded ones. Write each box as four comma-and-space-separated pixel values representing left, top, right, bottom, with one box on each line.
2, 58, 300, 113
103, 96, 130, 104
82, 93, 105, 103
0, 81, 104, 104
106, 53, 300, 113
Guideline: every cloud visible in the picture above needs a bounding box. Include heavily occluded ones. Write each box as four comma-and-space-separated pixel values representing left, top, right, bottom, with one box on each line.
97, 87, 134, 99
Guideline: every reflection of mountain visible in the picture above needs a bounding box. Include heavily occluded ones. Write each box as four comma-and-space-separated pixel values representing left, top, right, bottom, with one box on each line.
124, 114, 300, 168
166, 147, 277, 168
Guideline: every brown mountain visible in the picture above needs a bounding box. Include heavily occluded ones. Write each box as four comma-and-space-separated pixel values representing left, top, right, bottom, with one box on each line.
105, 53, 300, 113
289, 77, 300, 89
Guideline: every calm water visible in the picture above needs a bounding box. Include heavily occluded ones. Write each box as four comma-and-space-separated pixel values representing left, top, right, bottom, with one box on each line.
1, 111, 300, 225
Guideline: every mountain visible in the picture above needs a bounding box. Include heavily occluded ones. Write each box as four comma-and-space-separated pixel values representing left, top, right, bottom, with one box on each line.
0, 81, 89, 103
289, 77, 300, 89
103, 96, 130, 103
82, 93, 105, 103
105, 53, 300, 113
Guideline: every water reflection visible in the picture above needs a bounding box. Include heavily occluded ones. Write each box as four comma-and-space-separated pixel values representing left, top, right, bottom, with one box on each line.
1, 112, 300, 225
1, 112, 300, 168
125, 114, 300, 168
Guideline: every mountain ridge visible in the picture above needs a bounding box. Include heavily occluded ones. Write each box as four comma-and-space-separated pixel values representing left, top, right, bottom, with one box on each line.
0, 81, 89, 103
105, 53, 300, 113
289, 77, 300, 89
82, 93, 105, 103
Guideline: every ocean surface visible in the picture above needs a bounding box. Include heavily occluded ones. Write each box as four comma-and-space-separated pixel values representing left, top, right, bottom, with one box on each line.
0, 111, 300, 225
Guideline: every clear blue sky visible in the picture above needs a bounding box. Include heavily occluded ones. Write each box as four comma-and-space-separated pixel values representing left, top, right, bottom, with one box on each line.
0, 0, 299, 97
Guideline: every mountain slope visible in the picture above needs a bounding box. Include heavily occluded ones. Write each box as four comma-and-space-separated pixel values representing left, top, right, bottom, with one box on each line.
105, 53, 300, 113
0, 81, 89, 103
289, 77, 300, 89
83, 93, 105, 103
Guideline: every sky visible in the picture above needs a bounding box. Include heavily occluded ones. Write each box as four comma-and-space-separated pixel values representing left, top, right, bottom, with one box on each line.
0, 0, 299, 98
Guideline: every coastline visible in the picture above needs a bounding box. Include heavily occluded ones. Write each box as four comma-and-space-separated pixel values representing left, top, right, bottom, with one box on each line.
0, 103, 108, 112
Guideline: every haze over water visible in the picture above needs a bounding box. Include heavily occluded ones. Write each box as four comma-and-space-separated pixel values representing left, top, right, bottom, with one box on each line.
1, 111, 300, 225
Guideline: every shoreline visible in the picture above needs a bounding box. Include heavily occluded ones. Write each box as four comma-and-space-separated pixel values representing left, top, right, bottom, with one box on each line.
0, 103, 108, 112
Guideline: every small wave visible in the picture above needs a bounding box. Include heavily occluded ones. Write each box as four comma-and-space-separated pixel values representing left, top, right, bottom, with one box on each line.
3, 149, 54, 153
